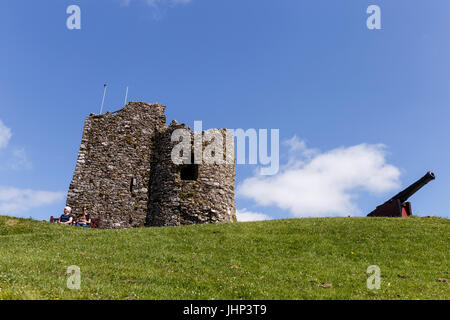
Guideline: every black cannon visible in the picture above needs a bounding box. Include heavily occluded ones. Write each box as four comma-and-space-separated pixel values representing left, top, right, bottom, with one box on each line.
367, 171, 435, 217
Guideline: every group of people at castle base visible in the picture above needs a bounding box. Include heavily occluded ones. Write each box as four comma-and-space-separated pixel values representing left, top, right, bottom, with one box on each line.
59, 206, 91, 228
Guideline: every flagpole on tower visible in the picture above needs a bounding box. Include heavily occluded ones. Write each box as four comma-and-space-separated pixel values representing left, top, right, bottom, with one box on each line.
100, 84, 107, 114
124, 86, 129, 106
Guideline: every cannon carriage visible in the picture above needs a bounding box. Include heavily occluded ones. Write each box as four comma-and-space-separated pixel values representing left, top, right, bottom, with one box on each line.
367, 172, 435, 217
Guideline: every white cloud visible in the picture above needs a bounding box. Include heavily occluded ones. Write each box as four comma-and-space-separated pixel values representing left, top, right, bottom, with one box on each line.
0, 119, 31, 171
121, 0, 192, 7
119, 0, 192, 19
0, 120, 12, 149
236, 209, 272, 222
9, 148, 32, 170
237, 136, 401, 217
0, 187, 65, 217
0, 121, 55, 218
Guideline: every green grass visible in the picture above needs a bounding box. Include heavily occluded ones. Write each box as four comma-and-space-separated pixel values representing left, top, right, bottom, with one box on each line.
0, 215, 448, 300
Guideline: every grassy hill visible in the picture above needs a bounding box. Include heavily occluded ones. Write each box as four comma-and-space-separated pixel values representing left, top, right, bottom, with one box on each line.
0, 215, 448, 300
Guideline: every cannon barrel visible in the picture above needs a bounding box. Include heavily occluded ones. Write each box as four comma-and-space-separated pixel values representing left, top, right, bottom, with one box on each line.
388, 171, 435, 204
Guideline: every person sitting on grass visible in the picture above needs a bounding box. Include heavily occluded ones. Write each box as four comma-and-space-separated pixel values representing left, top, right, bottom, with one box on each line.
59, 206, 73, 225
75, 207, 91, 228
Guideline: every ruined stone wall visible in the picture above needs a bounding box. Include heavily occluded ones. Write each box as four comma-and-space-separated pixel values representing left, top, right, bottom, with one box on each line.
147, 121, 236, 227
66, 102, 166, 228
67, 102, 236, 229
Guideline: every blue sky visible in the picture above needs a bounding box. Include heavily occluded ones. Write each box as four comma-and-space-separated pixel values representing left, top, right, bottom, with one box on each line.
0, 0, 449, 221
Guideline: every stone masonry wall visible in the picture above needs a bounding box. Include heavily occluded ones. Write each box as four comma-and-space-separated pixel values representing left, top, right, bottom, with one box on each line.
67, 102, 236, 229
66, 102, 166, 228
147, 121, 236, 226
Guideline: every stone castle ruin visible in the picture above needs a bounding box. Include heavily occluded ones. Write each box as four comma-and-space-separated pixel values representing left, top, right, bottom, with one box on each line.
66, 102, 236, 229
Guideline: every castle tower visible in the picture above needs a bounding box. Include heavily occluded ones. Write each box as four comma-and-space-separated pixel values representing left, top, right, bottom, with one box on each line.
66, 102, 166, 228
147, 121, 236, 226
66, 102, 236, 228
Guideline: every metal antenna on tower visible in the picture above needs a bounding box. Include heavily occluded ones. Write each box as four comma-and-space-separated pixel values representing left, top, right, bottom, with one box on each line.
100, 84, 107, 114
124, 86, 129, 106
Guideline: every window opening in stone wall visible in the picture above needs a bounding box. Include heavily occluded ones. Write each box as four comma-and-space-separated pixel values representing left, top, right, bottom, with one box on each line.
130, 177, 137, 193
180, 152, 199, 181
